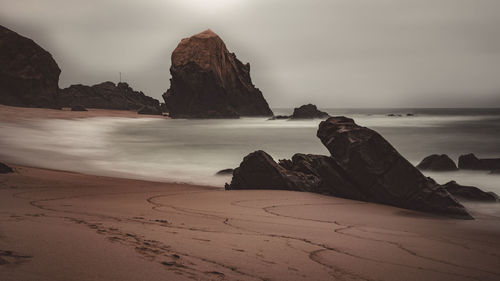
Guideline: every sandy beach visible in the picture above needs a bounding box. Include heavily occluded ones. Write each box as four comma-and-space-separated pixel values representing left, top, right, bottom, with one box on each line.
1, 163, 499, 281
0, 105, 165, 122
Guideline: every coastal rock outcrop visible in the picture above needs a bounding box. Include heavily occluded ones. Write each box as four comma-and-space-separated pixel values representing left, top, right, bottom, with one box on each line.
162, 29, 273, 118
0, 162, 13, 174
291, 104, 330, 119
59, 82, 161, 112
442, 180, 499, 202
416, 154, 458, 171
0, 25, 60, 108
316, 117, 470, 218
227, 116, 473, 219
458, 153, 500, 171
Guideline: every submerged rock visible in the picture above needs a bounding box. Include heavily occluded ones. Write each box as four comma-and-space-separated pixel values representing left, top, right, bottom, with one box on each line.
71, 105, 87, 111
60, 82, 161, 111
0, 162, 13, 174
163, 29, 273, 118
458, 153, 500, 170
442, 181, 499, 202
416, 154, 458, 171
316, 117, 471, 218
0, 25, 60, 108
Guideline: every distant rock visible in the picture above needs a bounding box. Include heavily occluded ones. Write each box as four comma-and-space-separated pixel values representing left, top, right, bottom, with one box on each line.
416, 154, 458, 171
406, 113, 415, 116
458, 153, 500, 170
163, 29, 273, 118
268, 115, 290, 120
0, 162, 13, 174
387, 114, 402, 117
60, 82, 161, 112
215, 168, 234, 176
291, 104, 330, 119
227, 116, 473, 219
0, 24, 60, 108
491, 169, 500, 174
71, 105, 87, 111
138, 105, 162, 115
442, 181, 499, 202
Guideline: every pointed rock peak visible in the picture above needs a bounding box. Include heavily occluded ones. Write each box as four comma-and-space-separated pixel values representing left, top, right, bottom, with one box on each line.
193, 29, 219, 39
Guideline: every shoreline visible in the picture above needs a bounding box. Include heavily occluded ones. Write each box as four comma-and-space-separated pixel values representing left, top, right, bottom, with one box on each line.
0, 104, 166, 122
1, 164, 500, 280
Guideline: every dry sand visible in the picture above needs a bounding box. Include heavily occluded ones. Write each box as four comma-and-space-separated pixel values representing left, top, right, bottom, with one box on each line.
1, 165, 499, 281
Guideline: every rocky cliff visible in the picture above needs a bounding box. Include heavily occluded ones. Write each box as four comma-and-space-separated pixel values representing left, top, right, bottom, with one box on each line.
163, 29, 273, 118
0, 24, 61, 108
59, 82, 161, 112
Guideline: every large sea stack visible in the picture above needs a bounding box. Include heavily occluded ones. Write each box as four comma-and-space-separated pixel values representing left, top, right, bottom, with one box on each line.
163, 29, 273, 118
0, 25, 61, 108
59, 82, 162, 113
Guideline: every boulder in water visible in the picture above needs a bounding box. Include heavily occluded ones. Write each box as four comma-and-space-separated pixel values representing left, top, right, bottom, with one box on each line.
291, 104, 330, 119
442, 181, 499, 202
316, 116, 471, 218
416, 154, 458, 171
458, 153, 500, 170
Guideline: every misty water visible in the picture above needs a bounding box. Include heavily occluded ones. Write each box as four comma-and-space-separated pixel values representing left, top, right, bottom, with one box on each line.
1, 108, 499, 215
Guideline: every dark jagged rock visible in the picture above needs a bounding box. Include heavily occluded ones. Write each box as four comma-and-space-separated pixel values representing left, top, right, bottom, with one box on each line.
0, 162, 13, 174
227, 116, 473, 219
458, 153, 500, 170
138, 105, 162, 115
228, 151, 321, 192
71, 105, 87, 111
416, 154, 458, 171
442, 181, 499, 202
0, 25, 60, 108
291, 104, 330, 119
60, 82, 161, 111
216, 168, 234, 176
163, 29, 273, 119
316, 117, 471, 218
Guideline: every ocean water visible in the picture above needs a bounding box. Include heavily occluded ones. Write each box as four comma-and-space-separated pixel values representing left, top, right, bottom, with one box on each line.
0, 108, 499, 200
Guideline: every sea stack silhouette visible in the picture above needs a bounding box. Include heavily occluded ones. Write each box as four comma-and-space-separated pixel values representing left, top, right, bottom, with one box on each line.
163, 29, 273, 118
0, 24, 61, 108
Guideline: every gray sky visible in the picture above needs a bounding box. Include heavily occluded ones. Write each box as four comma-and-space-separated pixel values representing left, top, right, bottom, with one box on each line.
1, 0, 500, 107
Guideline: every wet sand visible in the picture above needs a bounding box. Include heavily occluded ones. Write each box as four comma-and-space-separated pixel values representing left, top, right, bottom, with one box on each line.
0, 104, 165, 122
1, 164, 500, 281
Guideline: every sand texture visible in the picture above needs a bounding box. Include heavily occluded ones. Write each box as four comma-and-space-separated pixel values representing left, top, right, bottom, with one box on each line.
1, 165, 500, 281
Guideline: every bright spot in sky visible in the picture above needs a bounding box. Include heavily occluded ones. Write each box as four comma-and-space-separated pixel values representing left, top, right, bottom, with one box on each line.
176, 0, 245, 15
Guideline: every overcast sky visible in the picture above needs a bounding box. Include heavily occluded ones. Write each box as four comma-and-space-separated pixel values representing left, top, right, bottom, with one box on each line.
1, 0, 500, 107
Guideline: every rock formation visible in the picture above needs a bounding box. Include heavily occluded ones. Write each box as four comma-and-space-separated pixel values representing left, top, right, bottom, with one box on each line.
416, 154, 458, 171
291, 104, 330, 119
163, 29, 273, 118
268, 104, 330, 120
227, 116, 474, 219
458, 153, 500, 171
215, 168, 234, 176
0, 25, 60, 108
0, 162, 13, 174
441, 180, 498, 202
59, 82, 161, 113
138, 105, 162, 115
